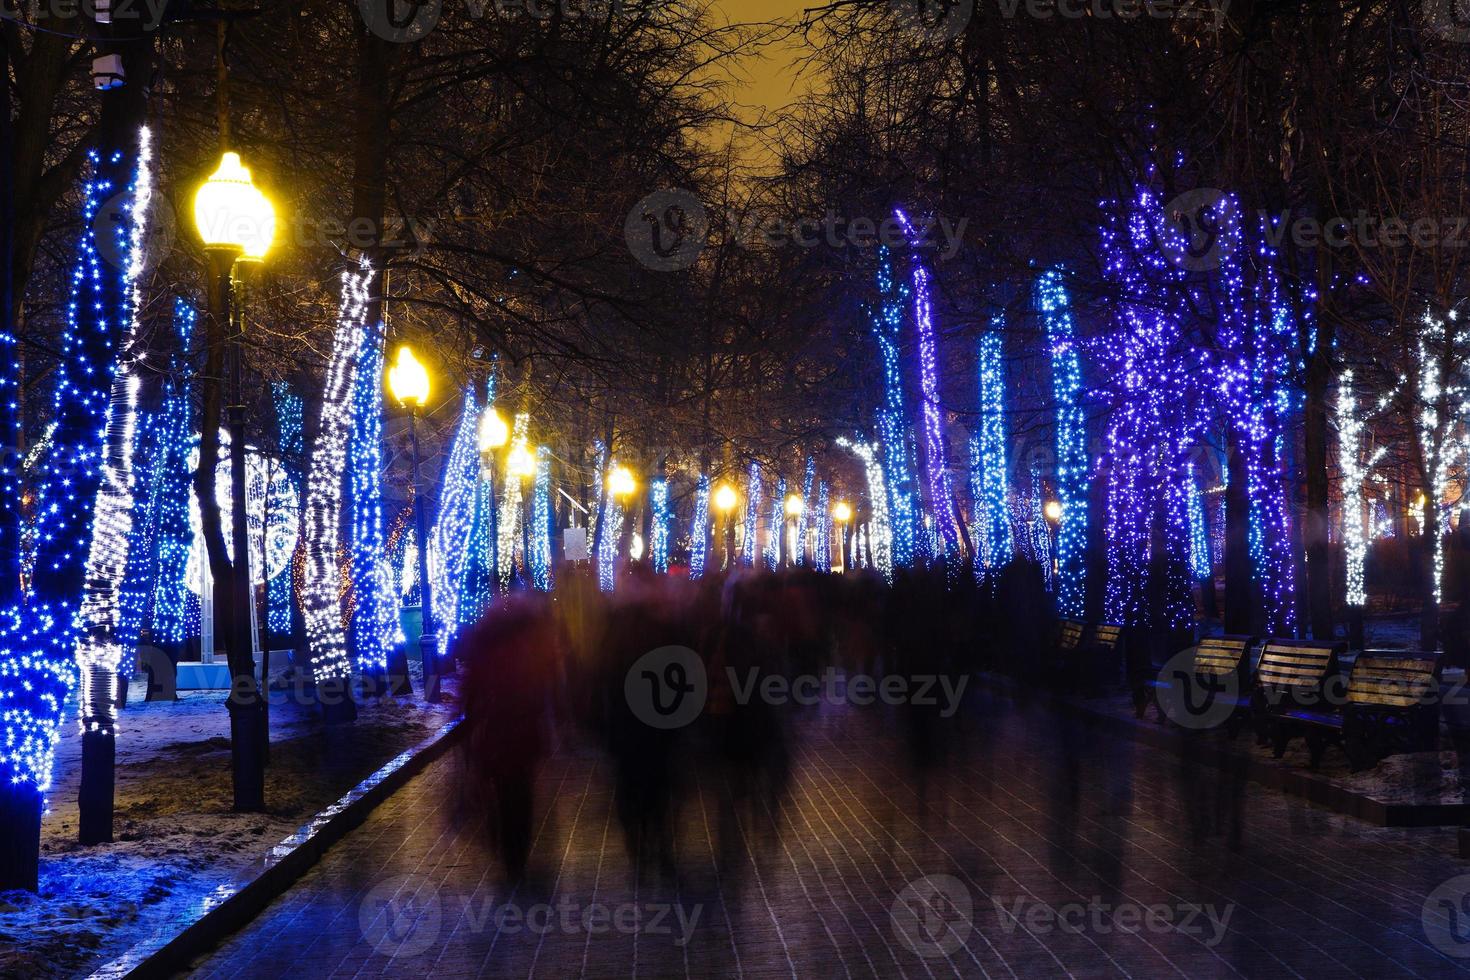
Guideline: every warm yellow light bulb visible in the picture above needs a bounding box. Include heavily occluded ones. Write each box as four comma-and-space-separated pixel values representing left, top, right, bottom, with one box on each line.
387, 345, 431, 407
608, 465, 636, 498
508, 444, 537, 479
714, 484, 738, 513
479, 408, 510, 452
1045, 501, 1063, 522
785, 494, 805, 518
832, 502, 852, 523
193, 151, 276, 260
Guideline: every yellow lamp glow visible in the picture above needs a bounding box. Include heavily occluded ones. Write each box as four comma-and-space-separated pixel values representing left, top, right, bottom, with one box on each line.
479, 408, 510, 452
714, 484, 738, 513
193, 151, 276, 261
1044, 501, 1063, 522
608, 466, 636, 498
387, 346, 431, 408
508, 444, 537, 479
833, 502, 853, 523
785, 494, 805, 518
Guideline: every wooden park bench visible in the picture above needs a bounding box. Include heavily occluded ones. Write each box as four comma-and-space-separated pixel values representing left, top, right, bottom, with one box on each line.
1281, 653, 1441, 769
1252, 638, 1347, 758
1134, 635, 1256, 732
1054, 621, 1124, 692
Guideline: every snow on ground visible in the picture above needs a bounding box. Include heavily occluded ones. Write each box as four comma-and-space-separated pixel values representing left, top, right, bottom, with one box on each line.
0, 677, 458, 980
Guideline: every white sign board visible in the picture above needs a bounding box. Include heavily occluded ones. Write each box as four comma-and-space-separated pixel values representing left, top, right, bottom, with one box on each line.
563, 527, 589, 561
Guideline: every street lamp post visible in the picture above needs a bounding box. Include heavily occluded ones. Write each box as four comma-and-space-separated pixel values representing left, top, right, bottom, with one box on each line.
388, 346, 439, 703
193, 151, 275, 813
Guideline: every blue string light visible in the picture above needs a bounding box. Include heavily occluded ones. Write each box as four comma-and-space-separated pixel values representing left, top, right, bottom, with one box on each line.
795, 458, 814, 565
689, 474, 710, 580
650, 478, 670, 574
765, 476, 785, 570
1, 139, 137, 791
429, 388, 481, 632
869, 246, 917, 568
348, 324, 394, 674
814, 482, 831, 573
1037, 268, 1089, 619
896, 210, 963, 568
743, 462, 763, 567
151, 302, 197, 647
971, 324, 1013, 578
530, 446, 553, 591
267, 383, 302, 637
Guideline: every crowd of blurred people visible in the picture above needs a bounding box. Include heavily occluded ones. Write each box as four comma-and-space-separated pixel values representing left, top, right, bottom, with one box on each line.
451, 557, 1056, 882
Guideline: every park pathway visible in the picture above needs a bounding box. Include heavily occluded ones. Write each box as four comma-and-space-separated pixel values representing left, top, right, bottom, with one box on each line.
185, 690, 1470, 979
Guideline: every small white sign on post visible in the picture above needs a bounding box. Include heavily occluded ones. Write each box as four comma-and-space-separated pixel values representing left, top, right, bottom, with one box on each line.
563, 527, 589, 562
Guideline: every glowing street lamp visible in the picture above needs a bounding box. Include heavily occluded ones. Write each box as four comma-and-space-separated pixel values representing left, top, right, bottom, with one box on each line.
387, 345, 440, 701
479, 407, 510, 453
713, 483, 739, 569
714, 484, 739, 513
1044, 500, 1063, 523
510, 443, 538, 574
387, 346, 431, 408
833, 501, 853, 573
609, 466, 637, 499
783, 494, 805, 567
191, 150, 278, 810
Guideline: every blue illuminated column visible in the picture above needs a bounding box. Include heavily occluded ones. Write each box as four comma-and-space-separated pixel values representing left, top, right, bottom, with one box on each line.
2, 137, 140, 883
530, 447, 553, 591
766, 476, 785, 570
152, 303, 197, 649
1037, 269, 1089, 619
743, 462, 763, 567
348, 324, 394, 678
869, 247, 918, 567
795, 457, 814, 565
650, 478, 670, 575
267, 383, 302, 638
895, 211, 962, 563
971, 324, 1013, 578
814, 483, 831, 572
429, 390, 482, 630
689, 475, 711, 580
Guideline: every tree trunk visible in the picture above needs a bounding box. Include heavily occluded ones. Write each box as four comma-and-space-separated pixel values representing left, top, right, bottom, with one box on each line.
1224, 431, 1253, 635
1302, 322, 1334, 642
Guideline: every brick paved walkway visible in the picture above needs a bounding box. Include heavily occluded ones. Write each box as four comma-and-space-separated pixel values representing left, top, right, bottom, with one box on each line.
186, 693, 1470, 979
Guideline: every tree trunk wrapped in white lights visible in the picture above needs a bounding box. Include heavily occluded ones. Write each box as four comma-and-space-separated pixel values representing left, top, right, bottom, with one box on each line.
302, 263, 371, 684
